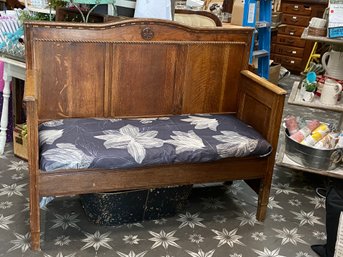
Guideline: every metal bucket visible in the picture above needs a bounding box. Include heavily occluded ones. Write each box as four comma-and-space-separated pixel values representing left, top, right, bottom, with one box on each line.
285, 129, 342, 170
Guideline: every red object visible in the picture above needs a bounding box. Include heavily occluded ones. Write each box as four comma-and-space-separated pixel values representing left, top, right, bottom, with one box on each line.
291, 120, 321, 142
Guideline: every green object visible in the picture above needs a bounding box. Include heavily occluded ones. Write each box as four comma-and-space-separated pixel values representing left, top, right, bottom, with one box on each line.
49, 0, 67, 9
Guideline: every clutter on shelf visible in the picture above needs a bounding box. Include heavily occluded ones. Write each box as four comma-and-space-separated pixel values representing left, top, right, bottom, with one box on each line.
0, 9, 54, 60
176, 0, 232, 22
297, 62, 343, 106
284, 115, 343, 170
327, 0, 343, 38
304, 1, 343, 40
308, 17, 327, 37
0, 13, 24, 60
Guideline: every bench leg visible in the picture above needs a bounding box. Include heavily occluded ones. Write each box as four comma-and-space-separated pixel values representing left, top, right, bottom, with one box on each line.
256, 160, 275, 221
256, 188, 268, 222
30, 186, 41, 250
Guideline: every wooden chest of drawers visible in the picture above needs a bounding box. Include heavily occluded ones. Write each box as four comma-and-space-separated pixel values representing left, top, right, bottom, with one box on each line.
271, 0, 327, 73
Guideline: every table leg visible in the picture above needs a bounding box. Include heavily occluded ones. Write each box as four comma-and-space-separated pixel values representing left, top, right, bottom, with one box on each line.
0, 67, 12, 155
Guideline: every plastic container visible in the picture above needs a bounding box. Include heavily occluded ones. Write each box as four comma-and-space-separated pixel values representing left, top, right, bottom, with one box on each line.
80, 185, 193, 226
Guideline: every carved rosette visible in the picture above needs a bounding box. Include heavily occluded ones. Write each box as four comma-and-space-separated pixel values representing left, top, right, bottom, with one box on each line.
141, 27, 154, 40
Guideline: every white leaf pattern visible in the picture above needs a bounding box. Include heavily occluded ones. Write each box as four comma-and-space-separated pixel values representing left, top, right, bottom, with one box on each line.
95, 125, 164, 163
127, 141, 146, 164
213, 131, 258, 157
165, 130, 205, 154
41, 120, 64, 127
181, 116, 219, 131
42, 143, 94, 171
39, 129, 64, 145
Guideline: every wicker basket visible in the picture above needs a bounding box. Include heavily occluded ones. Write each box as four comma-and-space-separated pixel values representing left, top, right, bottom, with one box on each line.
308, 26, 327, 37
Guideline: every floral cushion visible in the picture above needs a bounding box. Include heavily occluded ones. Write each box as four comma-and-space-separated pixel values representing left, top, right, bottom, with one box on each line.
38, 114, 272, 172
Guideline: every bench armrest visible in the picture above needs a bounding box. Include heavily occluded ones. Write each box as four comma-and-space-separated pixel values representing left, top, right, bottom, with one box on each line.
23, 70, 37, 102
237, 70, 287, 153
24, 69, 40, 183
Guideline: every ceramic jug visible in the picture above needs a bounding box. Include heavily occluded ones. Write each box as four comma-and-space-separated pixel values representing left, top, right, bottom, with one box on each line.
320, 79, 343, 105
322, 50, 343, 80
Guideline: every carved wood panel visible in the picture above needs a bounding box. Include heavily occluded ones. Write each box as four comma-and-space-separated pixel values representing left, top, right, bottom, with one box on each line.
110, 43, 178, 117
35, 41, 106, 120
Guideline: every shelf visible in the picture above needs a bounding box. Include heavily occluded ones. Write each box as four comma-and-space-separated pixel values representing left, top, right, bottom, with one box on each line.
256, 21, 271, 28
26, 5, 56, 14
301, 27, 343, 45
252, 49, 269, 58
277, 146, 343, 179
281, 80, 343, 177
288, 81, 343, 112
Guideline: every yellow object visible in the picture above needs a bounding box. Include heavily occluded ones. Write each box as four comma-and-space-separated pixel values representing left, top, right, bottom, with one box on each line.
13, 124, 28, 160
313, 123, 330, 135
301, 123, 330, 146
304, 42, 321, 73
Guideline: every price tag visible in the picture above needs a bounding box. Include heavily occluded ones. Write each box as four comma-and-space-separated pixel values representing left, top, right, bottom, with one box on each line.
291, 60, 295, 64
292, 16, 297, 20
290, 32, 294, 35
292, 51, 297, 54
294, 5, 299, 9
248, 3, 256, 23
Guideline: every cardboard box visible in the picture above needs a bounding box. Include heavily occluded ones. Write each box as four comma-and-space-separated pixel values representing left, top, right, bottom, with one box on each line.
13, 124, 28, 160
269, 62, 281, 85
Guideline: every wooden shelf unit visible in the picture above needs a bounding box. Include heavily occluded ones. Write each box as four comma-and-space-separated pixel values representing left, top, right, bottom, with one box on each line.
277, 82, 343, 178
277, 146, 343, 179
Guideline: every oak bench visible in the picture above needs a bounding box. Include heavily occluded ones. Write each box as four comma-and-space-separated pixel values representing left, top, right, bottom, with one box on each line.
24, 19, 287, 250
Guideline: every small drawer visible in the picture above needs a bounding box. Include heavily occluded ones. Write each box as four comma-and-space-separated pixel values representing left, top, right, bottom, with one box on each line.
272, 44, 304, 58
272, 54, 303, 70
281, 3, 312, 15
278, 25, 305, 37
282, 14, 311, 27
276, 34, 306, 48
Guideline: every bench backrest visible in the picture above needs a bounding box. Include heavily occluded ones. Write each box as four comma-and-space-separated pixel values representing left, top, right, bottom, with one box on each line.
24, 19, 253, 122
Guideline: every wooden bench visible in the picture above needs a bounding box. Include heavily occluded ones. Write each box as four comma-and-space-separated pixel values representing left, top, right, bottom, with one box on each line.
24, 19, 287, 250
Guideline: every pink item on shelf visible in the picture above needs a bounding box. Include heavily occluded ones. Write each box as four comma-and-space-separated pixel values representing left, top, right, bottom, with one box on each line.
290, 119, 321, 143
0, 62, 4, 92
307, 119, 321, 131
284, 115, 299, 135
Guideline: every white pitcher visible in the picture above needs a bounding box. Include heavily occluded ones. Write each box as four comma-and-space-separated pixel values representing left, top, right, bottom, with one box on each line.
320, 79, 343, 105
322, 50, 343, 81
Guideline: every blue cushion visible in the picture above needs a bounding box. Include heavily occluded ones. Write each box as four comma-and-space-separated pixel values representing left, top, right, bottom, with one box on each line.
38, 114, 272, 172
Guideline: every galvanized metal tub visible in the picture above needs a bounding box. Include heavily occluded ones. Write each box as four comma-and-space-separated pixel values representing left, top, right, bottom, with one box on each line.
285, 129, 342, 170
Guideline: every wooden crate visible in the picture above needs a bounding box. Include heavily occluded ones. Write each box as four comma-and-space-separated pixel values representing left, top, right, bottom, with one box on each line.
13, 124, 27, 160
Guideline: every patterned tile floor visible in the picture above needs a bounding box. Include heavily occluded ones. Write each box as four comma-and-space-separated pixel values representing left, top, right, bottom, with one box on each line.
0, 75, 339, 257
